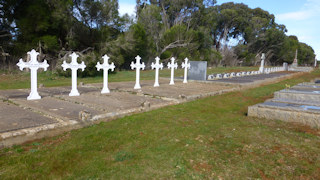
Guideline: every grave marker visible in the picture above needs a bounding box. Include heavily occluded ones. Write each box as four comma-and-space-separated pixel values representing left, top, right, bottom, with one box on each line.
187, 61, 207, 81
16, 49, 49, 100
151, 57, 163, 87
181, 58, 191, 83
259, 53, 265, 73
61, 52, 86, 96
167, 57, 178, 85
96, 54, 115, 94
130, 55, 145, 89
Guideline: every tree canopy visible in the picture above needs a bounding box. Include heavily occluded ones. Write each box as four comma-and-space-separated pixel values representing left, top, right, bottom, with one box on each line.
0, 0, 316, 74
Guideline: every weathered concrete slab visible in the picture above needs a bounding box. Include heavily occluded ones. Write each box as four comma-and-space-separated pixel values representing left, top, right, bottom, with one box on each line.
0, 89, 30, 99
95, 79, 236, 101
248, 81, 320, 128
11, 97, 104, 121
274, 89, 320, 103
248, 102, 320, 128
0, 101, 57, 133
58, 91, 171, 112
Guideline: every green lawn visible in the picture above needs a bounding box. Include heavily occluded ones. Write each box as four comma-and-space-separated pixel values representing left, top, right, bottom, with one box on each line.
0, 66, 258, 90
0, 70, 319, 179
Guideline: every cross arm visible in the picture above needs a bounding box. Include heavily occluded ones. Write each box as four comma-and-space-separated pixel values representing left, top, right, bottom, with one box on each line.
141, 62, 145, 70
110, 62, 115, 71
61, 61, 68, 71
96, 62, 102, 71
130, 61, 135, 70
40, 60, 49, 71
16, 59, 27, 71
80, 62, 86, 71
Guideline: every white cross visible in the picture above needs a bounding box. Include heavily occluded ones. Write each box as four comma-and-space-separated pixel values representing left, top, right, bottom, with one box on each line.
259, 53, 265, 73
130, 55, 145, 89
151, 56, 163, 87
167, 57, 178, 85
61, 52, 86, 96
96, 54, 115, 94
16, 49, 49, 100
181, 58, 191, 83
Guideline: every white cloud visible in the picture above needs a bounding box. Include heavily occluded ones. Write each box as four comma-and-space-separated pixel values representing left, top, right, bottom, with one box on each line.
277, 0, 320, 21
118, 3, 136, 16
275, 0, 320, 57
277, 11, 313, 21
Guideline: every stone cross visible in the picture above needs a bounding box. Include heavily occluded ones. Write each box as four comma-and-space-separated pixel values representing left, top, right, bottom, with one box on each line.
130, 55, 145, 89
151, 56, 163, 87
167, 57, 178, 85
259, 53, 265, 73
292, 49, 298, 67
181, 58, 191, 83
61, 52, 86, 96
96, 54, 115, 94
16, 49, 49, 100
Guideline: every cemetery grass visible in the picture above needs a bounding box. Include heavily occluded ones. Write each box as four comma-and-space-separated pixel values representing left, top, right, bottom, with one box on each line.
0, 66, 257, 90
1, 71, 320, 179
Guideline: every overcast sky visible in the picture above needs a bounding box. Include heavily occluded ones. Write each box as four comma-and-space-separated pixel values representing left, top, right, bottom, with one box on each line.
118, 0, 320, 59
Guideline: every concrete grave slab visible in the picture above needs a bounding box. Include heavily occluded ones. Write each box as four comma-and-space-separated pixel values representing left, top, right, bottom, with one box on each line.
274, 89, 320, 103
248, 101, 320, 128
58, 91, 171, 112
11, 96, 103, 121
0, 89, 32, 99
0, 101, 57, 133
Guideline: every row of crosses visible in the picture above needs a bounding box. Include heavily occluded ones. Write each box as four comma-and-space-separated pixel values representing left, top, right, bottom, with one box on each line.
17, 50, 191, 100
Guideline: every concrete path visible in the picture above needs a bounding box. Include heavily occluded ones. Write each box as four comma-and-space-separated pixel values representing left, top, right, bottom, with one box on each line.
0, 71, 302, 147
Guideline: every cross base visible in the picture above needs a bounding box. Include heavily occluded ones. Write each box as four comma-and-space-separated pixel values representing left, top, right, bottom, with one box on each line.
169, 81, 175, 85
101, 88, 110, 94
27, 92, 41, 100
183, 80, 187, 83
69, 89, 80, 96
154, 83, 160, 87
134, 84, 141, 89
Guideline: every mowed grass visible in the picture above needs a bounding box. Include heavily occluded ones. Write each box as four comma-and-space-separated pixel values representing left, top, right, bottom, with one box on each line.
1, 70, 320, 179
0, 66, 258, 90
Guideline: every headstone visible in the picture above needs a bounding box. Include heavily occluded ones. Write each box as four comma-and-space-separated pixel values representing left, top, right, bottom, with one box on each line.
96, 54, 115, 94
291, 49, 298, 67
167, 57, 178, 85
130, 55, 145, 89
181, 58, 191, 83
61, 52, 86, 96
283, 62, 288, 71
230, 72, 236, 77
16, 49, 49, 100
259, 53, 265, 73
151, 56, 163, 87
187, 61, 207, 81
